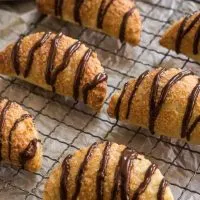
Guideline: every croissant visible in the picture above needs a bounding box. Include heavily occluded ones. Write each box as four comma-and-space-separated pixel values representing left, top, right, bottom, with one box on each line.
36, 0, 141, 46
43, 141, 174, 200
160, 11, 200, 62
108, 67, 200, 144
0, 98, 42, 172
0, 32, 107, 111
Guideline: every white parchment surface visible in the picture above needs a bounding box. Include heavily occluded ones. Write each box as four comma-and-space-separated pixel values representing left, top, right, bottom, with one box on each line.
0, 0, 200, 199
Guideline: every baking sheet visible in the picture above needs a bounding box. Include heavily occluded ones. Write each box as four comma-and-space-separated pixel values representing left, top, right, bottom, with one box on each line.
0, 0, 200, 199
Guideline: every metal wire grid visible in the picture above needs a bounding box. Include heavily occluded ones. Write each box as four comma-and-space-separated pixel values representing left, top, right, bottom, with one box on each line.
0, 0, 200, 199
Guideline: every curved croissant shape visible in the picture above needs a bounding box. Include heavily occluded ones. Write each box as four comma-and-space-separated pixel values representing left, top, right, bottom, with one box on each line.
0, 32, 107, 111
0, 98, 42, 172
36, 0, 141, 46
108, 67, 200, 144
44, 142, 174, 200
160, 12, 200, 62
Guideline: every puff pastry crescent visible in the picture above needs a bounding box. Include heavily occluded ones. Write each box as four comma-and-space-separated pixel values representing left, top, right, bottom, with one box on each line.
43, 141, 174, 200
108, 67, 200, 144
0, 32, 107, 111
36, 0, 141, 46
160, 12, 200, 62
0, 98, 42, 172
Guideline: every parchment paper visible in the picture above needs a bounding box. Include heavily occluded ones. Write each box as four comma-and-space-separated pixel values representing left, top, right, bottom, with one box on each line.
0, 0, 200, 199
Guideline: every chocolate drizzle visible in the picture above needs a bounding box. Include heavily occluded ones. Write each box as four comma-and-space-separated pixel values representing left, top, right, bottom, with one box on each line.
157, 179, 168, 200
149, 68, 192, 134
96, 141, 112, 200
115, 82, 128, 121
194, 25, 200, 54
0, 100, 12, 161
97, 0, 115, 29
46, 32, 63, 85
50, 41, 82, 92
8, 114, 32, 161
181, 79, 200, 140
73, 49, 92, 101
72, 142, 97, 199
74, 0, 85, 25
41, 33, 82, 92
83, 72, 107, 104
60, 154, 72, 200
175, 12, 200, 54
11, 35, 24, 75
132, 164, 157, 200
55, 0, 64, 17
12, 33, 51, 78
111, 148, 138, 200
126, 70, 149, 119
20, 138, 39, 168
24, 32, 51, 78
59, 142, 167, 199
119, 7, 135, 42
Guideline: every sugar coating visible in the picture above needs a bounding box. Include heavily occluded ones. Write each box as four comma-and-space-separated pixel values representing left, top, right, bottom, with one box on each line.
44, 142, 174, 200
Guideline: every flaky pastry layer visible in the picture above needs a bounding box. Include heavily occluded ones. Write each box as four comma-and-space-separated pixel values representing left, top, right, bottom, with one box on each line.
0, 98, 42, 172
0, 32, 107, 111
160, 12, 200, 62
108, 67, 200, 144
36, 0, 141, 46
44, 142, 174, 200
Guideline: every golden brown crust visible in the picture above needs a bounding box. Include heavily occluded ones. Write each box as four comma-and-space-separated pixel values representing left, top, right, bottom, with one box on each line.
0, 98, 42, 172
43, 142, 174, 200
36, 0, 141, 46
160, 12, 200, 62
107, 67, 200, 144
0, 32, 107, 111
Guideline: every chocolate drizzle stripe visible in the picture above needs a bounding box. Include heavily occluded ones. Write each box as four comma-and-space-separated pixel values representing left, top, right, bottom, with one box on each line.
149, 69, 192, 134
111, 148, 138, 200
55, 0, 64, 17
132, 164, 157, 200
60, 154, 72, 200
8, 114, 32, 161
96, 141, 112, 200
181, 79, 200, 140
175, 16, 190, 54
175, 12, 200, 54
193, 25, 200, 54
24, 32, 52, 78
187, 114, 200, 141
157, 179, 168, 200
121, 149, 138, 200
97, 0, 115, 29
126, 70, 149, 119
119, 7, 135, 43
45, 32, 63, 86
83, 72, 107, 104
11, 35, 24, 75
0, 100, 12, 161
111, 148, 126, 200
55, 0, 59, 16
73, 49, 92, 101
182, 13, 200, 36
20, 138, 38, 168
50, 41, 82, 92
149, 68, 166, 134
115, 82, 128, 121
74, 0, 85, 25
72, 142, 97, 200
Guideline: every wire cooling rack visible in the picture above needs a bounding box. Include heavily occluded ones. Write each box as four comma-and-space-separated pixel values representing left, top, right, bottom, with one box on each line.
1, 0, 200, 199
